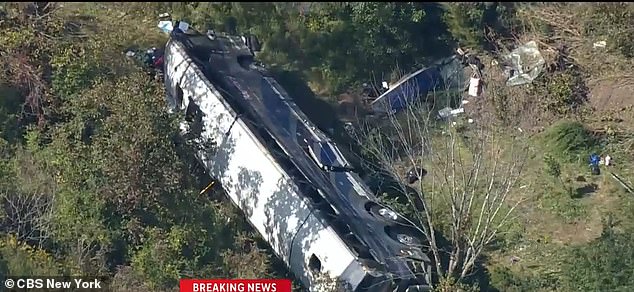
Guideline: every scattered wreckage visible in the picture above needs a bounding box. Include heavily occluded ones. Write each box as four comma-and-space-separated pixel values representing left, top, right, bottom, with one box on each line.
124, 47, 165, 81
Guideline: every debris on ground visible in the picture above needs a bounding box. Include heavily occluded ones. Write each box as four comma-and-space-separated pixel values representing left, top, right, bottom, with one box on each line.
438, 107, 465, 119
438, 107, 452, 119
593, 40, 607, 49
503, 41, 545, 87
456, 47, 484, 79
510, 256, 521, 264
158, 20, 173, 33
124, 46, 165, 81
609, 172, 634, 194
468, 77, 481, 97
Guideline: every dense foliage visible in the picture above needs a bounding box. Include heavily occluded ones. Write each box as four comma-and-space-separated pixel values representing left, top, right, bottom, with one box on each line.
0, 3, 271, 290
541, 121, 597, 163
168, 2, 459, 93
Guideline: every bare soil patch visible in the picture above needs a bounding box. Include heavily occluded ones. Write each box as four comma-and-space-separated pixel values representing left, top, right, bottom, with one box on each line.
587, 79, 634, 129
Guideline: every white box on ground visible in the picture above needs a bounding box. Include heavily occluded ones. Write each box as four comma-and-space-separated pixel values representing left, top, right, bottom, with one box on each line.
178, 21, 190, 32
157, 21, 173, 33
468, 77, 480, 97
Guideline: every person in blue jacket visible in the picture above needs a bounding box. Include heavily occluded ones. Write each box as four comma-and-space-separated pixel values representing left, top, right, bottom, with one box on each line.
589, 153, 601, 175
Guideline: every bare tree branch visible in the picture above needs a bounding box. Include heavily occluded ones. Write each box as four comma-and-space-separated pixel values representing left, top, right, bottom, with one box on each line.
350, 70, 529, 285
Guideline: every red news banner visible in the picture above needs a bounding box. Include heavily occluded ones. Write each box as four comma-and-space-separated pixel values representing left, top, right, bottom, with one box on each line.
180, 279, 292, 292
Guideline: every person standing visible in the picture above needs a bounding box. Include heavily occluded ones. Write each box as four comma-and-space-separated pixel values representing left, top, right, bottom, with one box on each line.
589, 153, 601, 175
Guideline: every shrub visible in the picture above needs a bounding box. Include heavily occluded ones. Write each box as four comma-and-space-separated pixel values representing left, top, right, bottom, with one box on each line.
442, 3, 520, 51
541, 121, 596, 163
488, 266, 559, 292
581, 3, 634, 58
532, 70, 589, 116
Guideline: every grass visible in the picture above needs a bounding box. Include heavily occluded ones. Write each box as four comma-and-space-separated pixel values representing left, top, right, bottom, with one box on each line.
538, 120, 598, 164
537, 189, 588, 222
482, 118, 634, 289
505, 130, 628, 241
58, 2, 168, 50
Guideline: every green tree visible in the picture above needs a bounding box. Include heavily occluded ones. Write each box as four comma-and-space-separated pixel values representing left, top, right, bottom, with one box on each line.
0, 235, 61, 276
443, 2, 519, 51
176, 2, 454, 94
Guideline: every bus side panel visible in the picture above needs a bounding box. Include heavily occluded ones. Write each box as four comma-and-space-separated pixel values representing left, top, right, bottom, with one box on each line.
164, 40, 188, 111
290, 212, 365, 291
165, 41, 313, 265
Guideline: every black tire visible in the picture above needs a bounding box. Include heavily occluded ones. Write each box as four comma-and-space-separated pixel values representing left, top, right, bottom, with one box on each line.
237, 54, 254, 69
367, 202, 401, 224
385, 225, 424, 247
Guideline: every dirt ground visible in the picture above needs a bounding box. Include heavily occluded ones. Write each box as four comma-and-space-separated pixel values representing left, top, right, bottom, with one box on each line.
587, 79, 634, 129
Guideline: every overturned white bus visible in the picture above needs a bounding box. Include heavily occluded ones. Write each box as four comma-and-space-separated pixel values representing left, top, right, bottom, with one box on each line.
162, 25, 432, 292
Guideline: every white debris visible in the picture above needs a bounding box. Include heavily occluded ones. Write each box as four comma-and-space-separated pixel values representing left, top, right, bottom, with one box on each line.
449, 108, 464, 115
468, 77, 481, 97
157, 20, 173, 33
381, 81, 389, 90
510, 256, 521, 264
467, 118, 474, 124
605, 155, 611, 166
461, 99, 470, 105
504, 41, 545, 86
439, 107, 464, 119
438, 107, 452, 118
593, 41, 607, 49
178, 21, 190, 32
